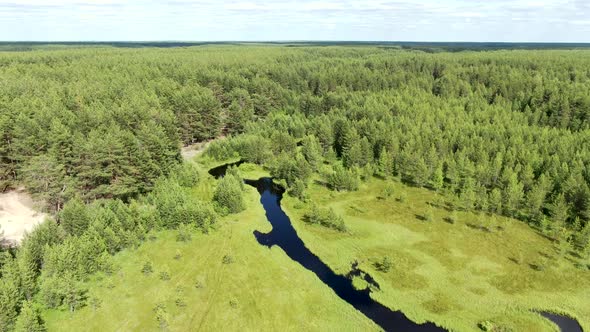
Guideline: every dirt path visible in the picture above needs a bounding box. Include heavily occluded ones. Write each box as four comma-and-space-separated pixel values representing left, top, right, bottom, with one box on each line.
0, 189, 46, 247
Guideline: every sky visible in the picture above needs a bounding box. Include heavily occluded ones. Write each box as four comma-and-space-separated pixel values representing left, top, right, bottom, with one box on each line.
0, 0, 589, 42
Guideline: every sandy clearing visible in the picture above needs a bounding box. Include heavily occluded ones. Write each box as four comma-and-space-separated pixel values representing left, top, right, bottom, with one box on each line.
0, 189, 46, 247
181, 137, 225, 161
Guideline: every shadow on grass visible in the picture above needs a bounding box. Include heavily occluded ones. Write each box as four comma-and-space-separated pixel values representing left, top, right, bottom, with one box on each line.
442, 217, 455, 225
538, 251, 552, 259
466, 222, 492, 233
508, 257, 521, 264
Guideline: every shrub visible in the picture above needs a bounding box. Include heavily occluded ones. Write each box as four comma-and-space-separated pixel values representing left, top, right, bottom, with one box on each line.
288, 178, 307, 201
171, 162, 200, 187
176, 223, 192, 242
174, 250, 182, 260
213, 173, 245, 214
327, 164, 359, 191
304, 205, 347, 232
142, 261, 153, 275
153, 303, 168, 331
374, 256, 392, 273
382, 183, 395, 198
477, 320, 495, 331
447, 211, 458, 224
424, 208, 435, 222
222, 255, 234, 265
159, 267, 170, 281
398, 192, 407, 203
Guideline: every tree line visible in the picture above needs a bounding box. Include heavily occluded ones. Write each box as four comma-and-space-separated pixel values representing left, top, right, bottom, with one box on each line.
1, 46, 590, 330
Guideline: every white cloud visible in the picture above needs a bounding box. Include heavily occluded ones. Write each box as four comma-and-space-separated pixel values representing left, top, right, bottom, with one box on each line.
0, 0, 588, 41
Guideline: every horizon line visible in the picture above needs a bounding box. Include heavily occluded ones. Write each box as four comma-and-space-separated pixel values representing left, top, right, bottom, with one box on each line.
2, 40, 590, 44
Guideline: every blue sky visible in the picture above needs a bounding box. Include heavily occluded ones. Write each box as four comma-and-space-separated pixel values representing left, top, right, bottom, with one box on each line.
1, 0, 589, 42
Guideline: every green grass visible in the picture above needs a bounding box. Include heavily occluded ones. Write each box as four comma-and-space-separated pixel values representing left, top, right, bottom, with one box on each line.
41, 159, 590, 331
282, 176, 590, 332
42, 167, 376, 331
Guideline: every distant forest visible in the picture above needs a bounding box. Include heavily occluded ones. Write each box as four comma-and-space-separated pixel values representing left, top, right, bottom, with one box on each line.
1, 46, 590, 330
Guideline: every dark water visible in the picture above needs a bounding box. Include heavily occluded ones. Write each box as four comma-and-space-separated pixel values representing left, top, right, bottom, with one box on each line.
540, 312, 583, 332
209, 162, 443, 331
208, 162, 583, 332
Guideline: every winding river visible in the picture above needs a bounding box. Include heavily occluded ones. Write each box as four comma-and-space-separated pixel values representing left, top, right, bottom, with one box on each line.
208, 161, 583, 332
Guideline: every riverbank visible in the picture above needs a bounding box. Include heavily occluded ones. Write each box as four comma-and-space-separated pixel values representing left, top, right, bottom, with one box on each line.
42, 163, 378, 331
281, 175, 590, 332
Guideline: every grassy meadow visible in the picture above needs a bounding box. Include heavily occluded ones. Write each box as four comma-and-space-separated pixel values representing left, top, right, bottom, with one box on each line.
282, 175, 590, 332
41, 158, 590, 331
41, 163, 378, 331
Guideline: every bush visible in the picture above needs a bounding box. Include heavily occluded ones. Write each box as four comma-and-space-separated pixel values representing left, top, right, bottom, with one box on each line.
222, 255, 234, 265
142, 261, 154, 275
327, 164, 359, 191
159, 271, 170, 281
173, 250, 182, 260
304, 205, 347, 232
447, 211, 458, 224
424, 208, 435, 222
374, 256, 392, 273
213, 173, 245, 214
478, 320, 495, 331
171, 162, 200, 187
398, 192, 407, 203
382, 183, 395, 198
176, 223, 192, 242
287, 178, 307, 201
153, 303, 168, 331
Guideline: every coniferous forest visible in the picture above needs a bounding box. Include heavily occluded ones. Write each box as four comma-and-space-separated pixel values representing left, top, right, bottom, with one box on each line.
1, 45, 590, 332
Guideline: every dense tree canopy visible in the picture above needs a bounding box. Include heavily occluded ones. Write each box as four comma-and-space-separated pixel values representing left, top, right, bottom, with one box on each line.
1, 46, 590, 331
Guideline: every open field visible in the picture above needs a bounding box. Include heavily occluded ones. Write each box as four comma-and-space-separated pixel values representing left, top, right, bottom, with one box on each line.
282, 176, 590, 332
42, 166, 378, 331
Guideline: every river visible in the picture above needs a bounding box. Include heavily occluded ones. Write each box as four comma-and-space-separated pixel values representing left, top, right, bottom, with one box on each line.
208, 161, 583, 332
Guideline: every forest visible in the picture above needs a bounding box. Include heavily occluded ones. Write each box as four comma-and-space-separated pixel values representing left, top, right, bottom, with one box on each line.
1, 45, 589, 331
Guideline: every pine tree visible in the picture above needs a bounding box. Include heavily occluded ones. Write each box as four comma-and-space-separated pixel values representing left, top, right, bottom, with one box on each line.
59, 197, 91, 237
14, 301, 46, 332
213, 173, 244, 214
551, 193, 569, 230
17, 249, 38, 300
503, 172, 524, 217
377, 148, 394, 178
526, 174, 549, 223
430, 164, 444, 192
301, 135, 322, 171
488, 188, 503, 214
21, 154, 72, 212
342, 128, 362, 168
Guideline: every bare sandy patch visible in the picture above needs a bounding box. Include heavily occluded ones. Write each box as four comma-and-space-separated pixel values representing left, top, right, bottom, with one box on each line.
181, 137, 225, 161
0, 189, 46, 247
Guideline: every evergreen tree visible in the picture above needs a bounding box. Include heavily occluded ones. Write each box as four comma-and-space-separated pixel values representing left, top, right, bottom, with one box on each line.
377, 148, 394, 178
59, 197, 91, 237
301, 135, 323, 171
21, 154, 73, 212
14, 301, 46, 332
430, 164, 444, 192
551, 193, 570, 228
213, 173, 245, 214
503, 172, 524, 217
